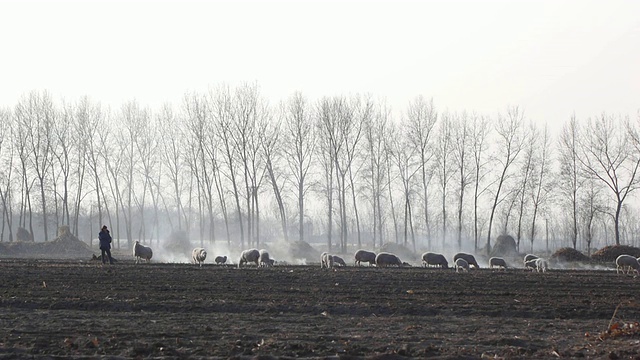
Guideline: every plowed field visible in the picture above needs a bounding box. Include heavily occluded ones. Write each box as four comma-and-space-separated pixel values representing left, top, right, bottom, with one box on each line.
1, 259, 640, 359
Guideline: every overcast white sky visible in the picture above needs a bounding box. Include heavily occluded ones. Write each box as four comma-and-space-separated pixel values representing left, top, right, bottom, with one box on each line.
1, 0, 638, 126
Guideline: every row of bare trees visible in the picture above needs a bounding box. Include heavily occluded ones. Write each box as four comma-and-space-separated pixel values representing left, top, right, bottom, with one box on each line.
0, 87, 639, 254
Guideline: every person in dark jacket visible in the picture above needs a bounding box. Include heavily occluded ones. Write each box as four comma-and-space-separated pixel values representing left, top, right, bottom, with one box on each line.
98, 225, 114, 265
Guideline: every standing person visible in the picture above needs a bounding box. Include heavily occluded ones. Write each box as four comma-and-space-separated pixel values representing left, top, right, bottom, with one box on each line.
98, 225, 114, 265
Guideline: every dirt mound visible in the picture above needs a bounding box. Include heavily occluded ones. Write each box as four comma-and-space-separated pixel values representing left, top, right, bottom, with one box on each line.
163, 229, 192, 257
551, 247, 591, 262
16, 227, 33, 242
490, 235, 518, 257
288, 240, 320, 262
591, 245, 640, 262
0, 226, 93, 258
379, 242, 418, 261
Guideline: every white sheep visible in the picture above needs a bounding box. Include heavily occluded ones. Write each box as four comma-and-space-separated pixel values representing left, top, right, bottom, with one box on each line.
616, 254, 640, 275
455, 258, 469, 273
332, 255, 347, 267
258, 249, 272, 268
524, 254, 539, 266
489, 257, 508, 270
321, 252, 334, 269
354, 249, 377, 266
535, 258, 549, 273
238, 249, 260, 268
192, 247, 207, 267
453, 253, 479, 268
133, 240, 153, 264
421, 252, 449, 269
215, 255, 227, 265
375, 252, 403, 267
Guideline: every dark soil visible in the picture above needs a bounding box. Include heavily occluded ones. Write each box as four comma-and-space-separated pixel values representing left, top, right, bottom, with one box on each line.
1, 259, 640, 359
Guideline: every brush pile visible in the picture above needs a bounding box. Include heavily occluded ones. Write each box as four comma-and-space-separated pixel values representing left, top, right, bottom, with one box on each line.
490, 235, 518, 257
551, 247, 591, 262
0, 226, 93, 258
163, 229, 191, 257
380, 242, 417, 261
591, 245, 640, 263
288, 240, 321, 262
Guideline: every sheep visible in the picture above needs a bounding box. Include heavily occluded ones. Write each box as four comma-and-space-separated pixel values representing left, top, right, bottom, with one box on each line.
238, 249, 260, 268
321, 252, 334, 269
354, 249, 377, 266
215, 255, 228, 265
616, 254, 640, 275
133, 240, 153, 264
524, 254, 539, 266
258, 249, 273, 268
455, 258, 469, 273
192, 247, 207, 267
524, 258, 538, 271
332, 255, 347, 267
421, 252, 449, 269
375, 252, 403, 267
535, 258, 549, 273
489, 257, 508, 270
453, 253, 479, 268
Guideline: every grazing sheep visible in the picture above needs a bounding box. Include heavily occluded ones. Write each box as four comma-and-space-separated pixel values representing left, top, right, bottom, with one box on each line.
321, 252, 334, 269
453, 253, 479, 268
616, 254, 640, 275
455, 258, 469, 273
354, 249, 377, 266
192, 247, 207, 267
133, 241, 153, 264
215, 255, 228, 265
524, 258, 538, 271
375, 252, 403, 267
421, 252, 449, 269
238, 249, 260, 268
524, 254, 539, 266
258, 249, 273, 268
535, 258, 549, 273
489, 257, 508, 270
332, 255, 347, 267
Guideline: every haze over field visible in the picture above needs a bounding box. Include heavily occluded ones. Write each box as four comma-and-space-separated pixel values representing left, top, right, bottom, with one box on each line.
0, 0, 639, 259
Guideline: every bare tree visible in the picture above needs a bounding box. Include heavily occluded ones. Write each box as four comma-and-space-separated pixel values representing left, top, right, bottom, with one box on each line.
281, 92, 316, 243
580, 178, 604, 255
231, 84, 268, 247
14, 91, 56, 241
212, 85, 245, 247
471, 115, 491, 251
513, 123, 534, 251
578, 114, 640, 246
157, 103, 186, 231
528, 124, 553, 252
0, 108, 14, 242
387, 121, 419, 251
434, 111, 455, 248
260, 109, 288, 241
558, 115, 581, 249
316, 97, 337, 251
406, 96, 437, 248
485, 107, 525, 256
451, 111, 474, 251
363, 101, 390, 248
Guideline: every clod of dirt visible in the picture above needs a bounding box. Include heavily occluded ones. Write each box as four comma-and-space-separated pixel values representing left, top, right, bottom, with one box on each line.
591, 245, 640, 262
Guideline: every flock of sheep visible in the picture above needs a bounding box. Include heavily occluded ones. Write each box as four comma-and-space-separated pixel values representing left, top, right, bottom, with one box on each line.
130, 241, 640, 276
